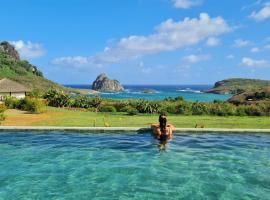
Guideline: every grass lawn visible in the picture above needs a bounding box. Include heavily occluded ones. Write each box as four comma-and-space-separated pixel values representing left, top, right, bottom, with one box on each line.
1, 107, 270, 129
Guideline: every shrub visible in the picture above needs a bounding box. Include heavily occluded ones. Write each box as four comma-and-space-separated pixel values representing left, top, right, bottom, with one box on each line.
191, 103, 209, 115
0, 104, 6, 124
0, 104, 7, 113
175, 101, 192, 115
72, 96, 92, 108
165, 103, 178, 114
210, 103, 236, 116
114, 101, 130, 112
244, 105, 264, 116
236, 105, 248, 116
135, 100, 161, 114
125, 106, 138, 115
90, 96, 102, 110
19, 98, 46, 114
44, 89, 70, 107
4, 96, 19, 109
100, 105, 117, 112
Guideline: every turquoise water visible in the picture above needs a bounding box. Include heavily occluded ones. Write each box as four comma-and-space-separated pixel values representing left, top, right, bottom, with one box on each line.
66, 85, 232, 102
1, 131, 270, 199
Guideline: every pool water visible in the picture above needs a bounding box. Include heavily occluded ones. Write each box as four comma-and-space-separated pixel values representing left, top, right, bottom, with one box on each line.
0, 132, 270, 200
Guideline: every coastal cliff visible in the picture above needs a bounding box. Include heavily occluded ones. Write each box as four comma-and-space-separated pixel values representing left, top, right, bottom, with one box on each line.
92, 73, 124, 92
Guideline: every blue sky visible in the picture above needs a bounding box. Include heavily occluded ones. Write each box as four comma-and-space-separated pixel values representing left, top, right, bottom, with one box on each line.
1, 0, 270, 85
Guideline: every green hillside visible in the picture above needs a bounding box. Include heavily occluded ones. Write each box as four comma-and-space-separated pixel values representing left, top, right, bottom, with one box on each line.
0, 42, 79, 93
205, 78, 270, 94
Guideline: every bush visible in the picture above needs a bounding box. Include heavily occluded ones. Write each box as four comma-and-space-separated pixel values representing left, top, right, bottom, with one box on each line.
210, 103, 236, 116
165, 103, 178, 114
4, 96, 19, 109
44, 89, 70, 107
100, 105, 117, 112
90, 96, 102, 110
124, 106, 138, 115
135, 100, 161, 114
244, 105, 264, 116
236, 105, 248, 116
191, 103, 209, 115
72, 96, 92, 108
175, 101, 192, 115
19, 98, 46, 113
0, 104, 6, 124
114, 101, 130, 112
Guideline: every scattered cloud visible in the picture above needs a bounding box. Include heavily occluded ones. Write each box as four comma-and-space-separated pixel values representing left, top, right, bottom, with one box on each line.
250, 47, 260, 53
226, 54, 235, 59
241, 0, 262, 11
52, 13, 231, 68
10, 40, 46, 59
206, 37, 220, 47
182, 54, 210, 63
241, 57, 269, 67
51, 56, 89, 68
172, 0, 202, 9
250, 2, 270, 21
233, 39, 252, 48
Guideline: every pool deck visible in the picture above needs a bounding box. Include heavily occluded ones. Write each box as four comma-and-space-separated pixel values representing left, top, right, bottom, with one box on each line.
1, 126, 270, 133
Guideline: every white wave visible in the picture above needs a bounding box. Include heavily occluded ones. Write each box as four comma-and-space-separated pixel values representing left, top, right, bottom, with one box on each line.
177, 89, 203, 93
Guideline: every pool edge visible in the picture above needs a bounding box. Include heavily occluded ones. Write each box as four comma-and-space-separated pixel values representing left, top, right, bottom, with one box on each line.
0, 126, 270, 133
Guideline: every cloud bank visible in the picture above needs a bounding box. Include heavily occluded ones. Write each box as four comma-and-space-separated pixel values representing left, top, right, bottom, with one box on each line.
52, 13, 231, 68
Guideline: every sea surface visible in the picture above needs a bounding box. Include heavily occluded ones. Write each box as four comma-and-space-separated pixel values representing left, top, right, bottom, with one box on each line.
65, 85, 232, 102
0, 131, 269, 199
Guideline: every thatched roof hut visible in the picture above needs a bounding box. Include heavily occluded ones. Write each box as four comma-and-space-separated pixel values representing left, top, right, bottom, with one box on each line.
0, 78, 31, 93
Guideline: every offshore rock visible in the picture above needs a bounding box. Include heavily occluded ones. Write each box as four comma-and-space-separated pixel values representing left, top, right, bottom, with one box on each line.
92, 73, 124, 92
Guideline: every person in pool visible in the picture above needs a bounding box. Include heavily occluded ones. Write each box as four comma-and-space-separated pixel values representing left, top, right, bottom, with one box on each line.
151, 112, 174, 141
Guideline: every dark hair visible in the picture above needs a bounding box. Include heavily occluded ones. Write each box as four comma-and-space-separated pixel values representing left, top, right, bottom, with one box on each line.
159, 114, 167, 133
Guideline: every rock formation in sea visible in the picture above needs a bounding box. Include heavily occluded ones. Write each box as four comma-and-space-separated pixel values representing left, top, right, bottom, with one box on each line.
0, 41, 20, 60
92, 73, 124, 92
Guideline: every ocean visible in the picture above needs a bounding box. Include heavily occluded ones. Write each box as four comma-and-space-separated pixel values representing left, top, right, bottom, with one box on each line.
65, 85, 232, 102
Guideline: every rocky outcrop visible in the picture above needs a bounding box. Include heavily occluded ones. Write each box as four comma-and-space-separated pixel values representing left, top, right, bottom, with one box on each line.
0, 41, 20, 60
92, 73, 124, 92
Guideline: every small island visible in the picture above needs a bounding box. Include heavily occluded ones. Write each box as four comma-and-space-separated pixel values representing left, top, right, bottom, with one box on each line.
92, 73, 124, 92
142, 89, 158, 94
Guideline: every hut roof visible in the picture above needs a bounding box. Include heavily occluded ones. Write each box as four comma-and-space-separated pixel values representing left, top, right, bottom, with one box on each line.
0, 78, 31, 93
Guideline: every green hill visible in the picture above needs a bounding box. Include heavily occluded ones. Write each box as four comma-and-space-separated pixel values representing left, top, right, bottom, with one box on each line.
205, 78, 270, 94
0, 41, 81, 93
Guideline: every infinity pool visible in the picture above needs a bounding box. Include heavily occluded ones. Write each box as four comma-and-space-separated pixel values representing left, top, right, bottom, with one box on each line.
0, 131, 270, 199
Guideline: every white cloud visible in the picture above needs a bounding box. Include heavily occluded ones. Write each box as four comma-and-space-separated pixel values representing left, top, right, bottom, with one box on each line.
182, 54, 210, 63
233, 39, 252, 48
173, 0, 201, 9
52, 13, 231, 67
51, 56, 89, 68
250, 2, 270, 21
206, 37, 220, 47
241, 57, 269, 67
226, 54, 235, 59
10, 40, 46, 59
250, 47, 260, 53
